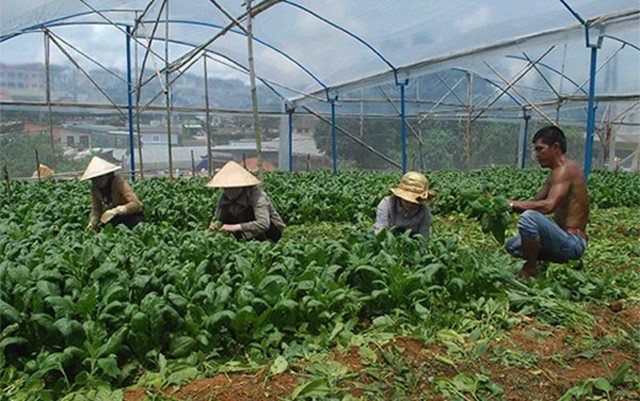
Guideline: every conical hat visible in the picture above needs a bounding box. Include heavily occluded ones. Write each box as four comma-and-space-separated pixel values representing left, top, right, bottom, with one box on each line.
31, 164, 55, 178
206, 161, 261, 188
80, 156, 121, 181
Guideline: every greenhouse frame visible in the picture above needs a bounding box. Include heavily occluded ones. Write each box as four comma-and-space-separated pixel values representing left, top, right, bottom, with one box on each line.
2, 2, 640, 400
0, 0, 639, 179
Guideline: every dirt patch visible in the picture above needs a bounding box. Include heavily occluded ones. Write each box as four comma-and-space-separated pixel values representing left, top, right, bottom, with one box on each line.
504, 322, 572, 356
589, 303, 640, 334
124, 370, 299, 401
618, 304, 640, 326
124, 312, 640, 401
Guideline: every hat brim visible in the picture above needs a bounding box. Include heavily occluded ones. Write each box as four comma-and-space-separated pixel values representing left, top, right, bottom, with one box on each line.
81, 166, 121, 181
391, 188, 433, 204
205, 161, 261, 188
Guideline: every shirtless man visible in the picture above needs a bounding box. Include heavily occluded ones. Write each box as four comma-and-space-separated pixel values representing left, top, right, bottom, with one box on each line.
505, 126, 590, 279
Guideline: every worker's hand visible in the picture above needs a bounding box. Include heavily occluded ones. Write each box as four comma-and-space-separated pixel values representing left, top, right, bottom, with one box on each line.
100, 206, 126, 224
220, 223, 242, 232
208, 220, 223, 231
85, 218, 99, 232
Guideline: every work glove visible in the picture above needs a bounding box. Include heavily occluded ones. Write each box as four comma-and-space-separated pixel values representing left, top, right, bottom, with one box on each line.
100, 205, 127, 224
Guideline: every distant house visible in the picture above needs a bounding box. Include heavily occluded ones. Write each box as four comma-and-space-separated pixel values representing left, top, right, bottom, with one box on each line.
140, 127, 179, 146
60, 129, 91, 149
196, 136, 326, 171
106, 129, 179, 147
63, 123, 119, 148
0, 122, 62, 143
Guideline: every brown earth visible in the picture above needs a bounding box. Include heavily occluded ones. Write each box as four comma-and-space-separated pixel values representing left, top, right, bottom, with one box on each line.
124, 304, 640, 401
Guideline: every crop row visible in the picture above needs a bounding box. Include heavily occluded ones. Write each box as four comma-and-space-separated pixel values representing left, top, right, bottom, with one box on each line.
2, 168, 638, 229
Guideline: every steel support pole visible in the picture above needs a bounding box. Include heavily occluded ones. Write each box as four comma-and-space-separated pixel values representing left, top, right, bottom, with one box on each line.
126, 26, 136, 181
331, 100, 337, 174
521, 112, 531, 169
288, 107, 294, 171
204, 56, 213, 175
44, 31, 57, 169
399, 81, 407, 173
584, 46, 599, 180
164, 0, 173, 180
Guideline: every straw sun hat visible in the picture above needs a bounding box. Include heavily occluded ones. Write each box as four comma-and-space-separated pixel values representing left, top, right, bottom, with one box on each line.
391, 171, 437, 204
206, 160, 261, 188
80, 156, 121, 181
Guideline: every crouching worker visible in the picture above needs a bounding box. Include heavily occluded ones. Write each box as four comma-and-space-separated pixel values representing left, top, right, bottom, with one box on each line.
373, 171, 437, 240
207, 161, 285, 242
505, 126, 589, 280
81, 156, 144, 231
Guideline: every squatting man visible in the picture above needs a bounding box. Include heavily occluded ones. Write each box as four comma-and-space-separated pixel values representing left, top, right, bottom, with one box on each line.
504, 125, 590, 279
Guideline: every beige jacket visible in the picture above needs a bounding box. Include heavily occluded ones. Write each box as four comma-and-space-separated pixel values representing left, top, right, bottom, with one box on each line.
90, 175, 142, 223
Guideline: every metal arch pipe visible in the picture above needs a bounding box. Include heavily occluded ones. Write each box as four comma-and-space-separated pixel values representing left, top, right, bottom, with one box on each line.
557, 0, 586, 25
142, 19, 330, 95
452, 67, 524, 107
281, 0, 404, 86
504, 55, 588, 96
3, 15, 326, 103
0, 9, 138, 43
173, 40, 290, 103
601, 34, 640, 52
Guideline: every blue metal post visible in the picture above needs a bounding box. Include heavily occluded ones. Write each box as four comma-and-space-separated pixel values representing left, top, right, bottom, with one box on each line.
125, 26, 136, 181
521, 111, 531, 169
331, 99, 337, 175
399, 81, 407, 173
584, 45, 598, 180
288, 106, 294, 172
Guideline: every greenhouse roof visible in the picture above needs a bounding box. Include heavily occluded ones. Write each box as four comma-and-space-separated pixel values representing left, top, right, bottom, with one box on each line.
1, 1, 638, 111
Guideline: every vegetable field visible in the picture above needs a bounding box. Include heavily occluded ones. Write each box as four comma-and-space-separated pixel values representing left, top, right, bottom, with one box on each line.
1, 168, 639, 400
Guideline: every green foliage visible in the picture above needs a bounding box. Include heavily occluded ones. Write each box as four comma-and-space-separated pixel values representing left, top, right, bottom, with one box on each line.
0, 133, 91, 178
460, 191, 511, 244
0, 169, 638, 398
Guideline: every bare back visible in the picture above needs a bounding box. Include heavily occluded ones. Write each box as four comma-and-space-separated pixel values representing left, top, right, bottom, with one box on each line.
549, 160, 589, 229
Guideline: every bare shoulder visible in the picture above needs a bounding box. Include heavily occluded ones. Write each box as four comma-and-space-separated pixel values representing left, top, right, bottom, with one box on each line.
554, 160, 582, 180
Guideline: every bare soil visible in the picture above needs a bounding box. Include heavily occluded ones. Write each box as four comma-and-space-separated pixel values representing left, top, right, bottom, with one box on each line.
124, 304, 640, 401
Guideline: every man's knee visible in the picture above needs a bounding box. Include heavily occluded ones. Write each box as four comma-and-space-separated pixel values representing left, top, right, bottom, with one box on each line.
517, 210, 543, 239
504, 236, 521, 258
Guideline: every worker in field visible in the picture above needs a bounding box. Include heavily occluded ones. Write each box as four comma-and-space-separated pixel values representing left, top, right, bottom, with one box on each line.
207, 160, 285, 242
81, 156, 144, 231
505, 126, 589, 280
373, 171, 437, 240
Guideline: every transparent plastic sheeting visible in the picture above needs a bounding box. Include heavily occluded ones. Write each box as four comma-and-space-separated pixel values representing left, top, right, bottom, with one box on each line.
1, 0, 638, 108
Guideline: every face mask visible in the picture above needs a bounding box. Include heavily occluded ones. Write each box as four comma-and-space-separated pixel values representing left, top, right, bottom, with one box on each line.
224, 187, 243, 200
92, 174, 110, 188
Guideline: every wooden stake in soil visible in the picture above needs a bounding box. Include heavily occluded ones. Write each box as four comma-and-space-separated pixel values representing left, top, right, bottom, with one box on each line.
246, 0, 264, 183
35, 150, 41, 182
191, 149, 196, 177
3, 165, 10, 205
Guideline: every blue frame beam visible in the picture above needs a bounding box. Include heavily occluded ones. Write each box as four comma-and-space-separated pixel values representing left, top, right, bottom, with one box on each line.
126, 26, 136, 181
